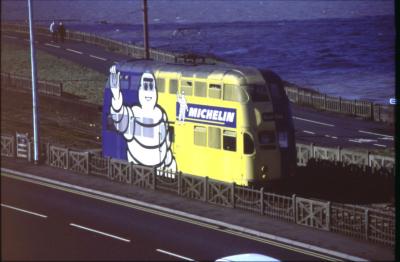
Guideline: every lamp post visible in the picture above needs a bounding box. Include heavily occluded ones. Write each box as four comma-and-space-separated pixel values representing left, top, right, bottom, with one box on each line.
143, 0, 149, 59
27, 0, 40, 164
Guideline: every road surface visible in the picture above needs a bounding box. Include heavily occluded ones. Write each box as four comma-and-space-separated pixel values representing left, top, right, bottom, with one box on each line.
1, 173, 343, 261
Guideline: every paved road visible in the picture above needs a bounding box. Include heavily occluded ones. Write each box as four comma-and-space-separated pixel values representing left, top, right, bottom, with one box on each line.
1, 32, 394, 150
1, 174, 341, 261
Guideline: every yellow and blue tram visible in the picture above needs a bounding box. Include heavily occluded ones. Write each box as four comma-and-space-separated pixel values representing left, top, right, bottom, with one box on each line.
102, 59, 295, 186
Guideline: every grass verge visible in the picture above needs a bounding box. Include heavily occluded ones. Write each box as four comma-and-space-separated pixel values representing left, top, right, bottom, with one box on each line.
1, 41, 107, 104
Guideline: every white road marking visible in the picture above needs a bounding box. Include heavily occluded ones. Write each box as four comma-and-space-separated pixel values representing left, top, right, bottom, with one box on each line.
1, 203, 47, 218
69, 223, 130, 242
331, 136, 338, 139
373, 144, 387, 148
293, 116, 334, 127
358, 130, 393, 138
45, 43, 60, 48
66, 48, 83, 55
89, 54, 107, 61
348, 139, 362, 144
302, 130, 315, 135
4, 35, 17, 39
378, 136, 394, 141
156, 249, 195, 261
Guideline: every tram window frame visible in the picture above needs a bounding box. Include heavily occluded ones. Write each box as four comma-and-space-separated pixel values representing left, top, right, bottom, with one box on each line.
244, 132, 255, 155
156, 78, 165, 93
208, 126, 221, 149
223, 84, 242, 102
258, 130, 276, 150
194, 81, 207, 97
169, 79, 178, 94
181, 80, 193, 96
223, 130, 236, 152
209, 84, 222, 99
247, 84, 270, 102
194, 126, 207, 146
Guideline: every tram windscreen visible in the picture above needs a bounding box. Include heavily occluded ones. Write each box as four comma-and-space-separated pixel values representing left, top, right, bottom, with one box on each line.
247, 85, 270, 102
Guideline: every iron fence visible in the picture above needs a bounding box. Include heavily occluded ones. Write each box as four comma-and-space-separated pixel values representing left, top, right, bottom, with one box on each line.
1, 72, 63, 96
284, 85, 393, 124
1, 133, 395, 247
296, 142, 394, 173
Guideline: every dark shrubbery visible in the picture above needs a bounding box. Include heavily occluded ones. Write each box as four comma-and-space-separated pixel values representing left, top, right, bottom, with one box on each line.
263, 158, 394, 204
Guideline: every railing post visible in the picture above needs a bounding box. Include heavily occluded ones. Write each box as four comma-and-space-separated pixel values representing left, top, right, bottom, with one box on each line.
292, 194, 297, 223
66, 148, 70, 170
326, 201, 331, 231
365, 208, 369, 240
203, 176, 208, 202
231, 182, 235, 208
178, 171, 182, 196
45, 142, 50, 165
260, 187, 264, 215
86, 151, 90, 175
152, 167, 157, 190
107, 156, 111, 178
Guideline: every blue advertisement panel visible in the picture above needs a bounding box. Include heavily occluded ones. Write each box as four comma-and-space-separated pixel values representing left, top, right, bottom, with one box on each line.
176, 103, 237, 128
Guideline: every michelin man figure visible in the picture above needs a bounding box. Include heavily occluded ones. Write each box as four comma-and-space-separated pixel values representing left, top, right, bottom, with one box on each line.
177, 90, 188, 124
109, 65, 177, 176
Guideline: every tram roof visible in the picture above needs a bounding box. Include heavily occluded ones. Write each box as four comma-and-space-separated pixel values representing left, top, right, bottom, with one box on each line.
116, 59, 267, 85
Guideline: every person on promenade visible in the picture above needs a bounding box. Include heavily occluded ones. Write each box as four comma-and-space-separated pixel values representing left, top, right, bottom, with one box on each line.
50, 20, 58, 42
58, 22, 66, 43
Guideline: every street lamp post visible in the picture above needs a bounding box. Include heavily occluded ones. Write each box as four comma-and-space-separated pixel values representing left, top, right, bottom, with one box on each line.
143, 0, 149, 59
27, 0, 40, 164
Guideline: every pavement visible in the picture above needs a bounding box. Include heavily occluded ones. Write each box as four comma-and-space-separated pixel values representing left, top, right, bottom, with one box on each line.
0, 157, 394, 261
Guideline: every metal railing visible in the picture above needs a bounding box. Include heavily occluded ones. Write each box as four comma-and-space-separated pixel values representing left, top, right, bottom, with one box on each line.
0, 132, 395, 247
296, 142, 395, 172
284, 85, 394, 125
1, 72, 62, 96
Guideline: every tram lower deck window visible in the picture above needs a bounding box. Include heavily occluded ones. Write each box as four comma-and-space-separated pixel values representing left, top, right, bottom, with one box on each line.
223, 130, 236, 151
194, 126, 207, 146
244, 133, 255, 154
208, 127, 221, 149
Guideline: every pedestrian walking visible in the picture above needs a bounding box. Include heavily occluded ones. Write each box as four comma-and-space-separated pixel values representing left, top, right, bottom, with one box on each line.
50, 20, 58, 42
58, 22, 66, 43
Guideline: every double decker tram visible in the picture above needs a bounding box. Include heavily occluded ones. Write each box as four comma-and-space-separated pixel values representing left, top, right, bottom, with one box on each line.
102, 59, 295, 186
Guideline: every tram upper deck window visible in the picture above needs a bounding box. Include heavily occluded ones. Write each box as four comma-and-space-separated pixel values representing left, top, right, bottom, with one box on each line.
258, 130, 276, 149
195, 81, 207, 97
157, 78, 165, 93
244, 133, 255, 155
247, 85, 270, 102
209, 84, 222, 99
223, 84, 245, 102
169, 79, 178, 94
181, 80, 193, 96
